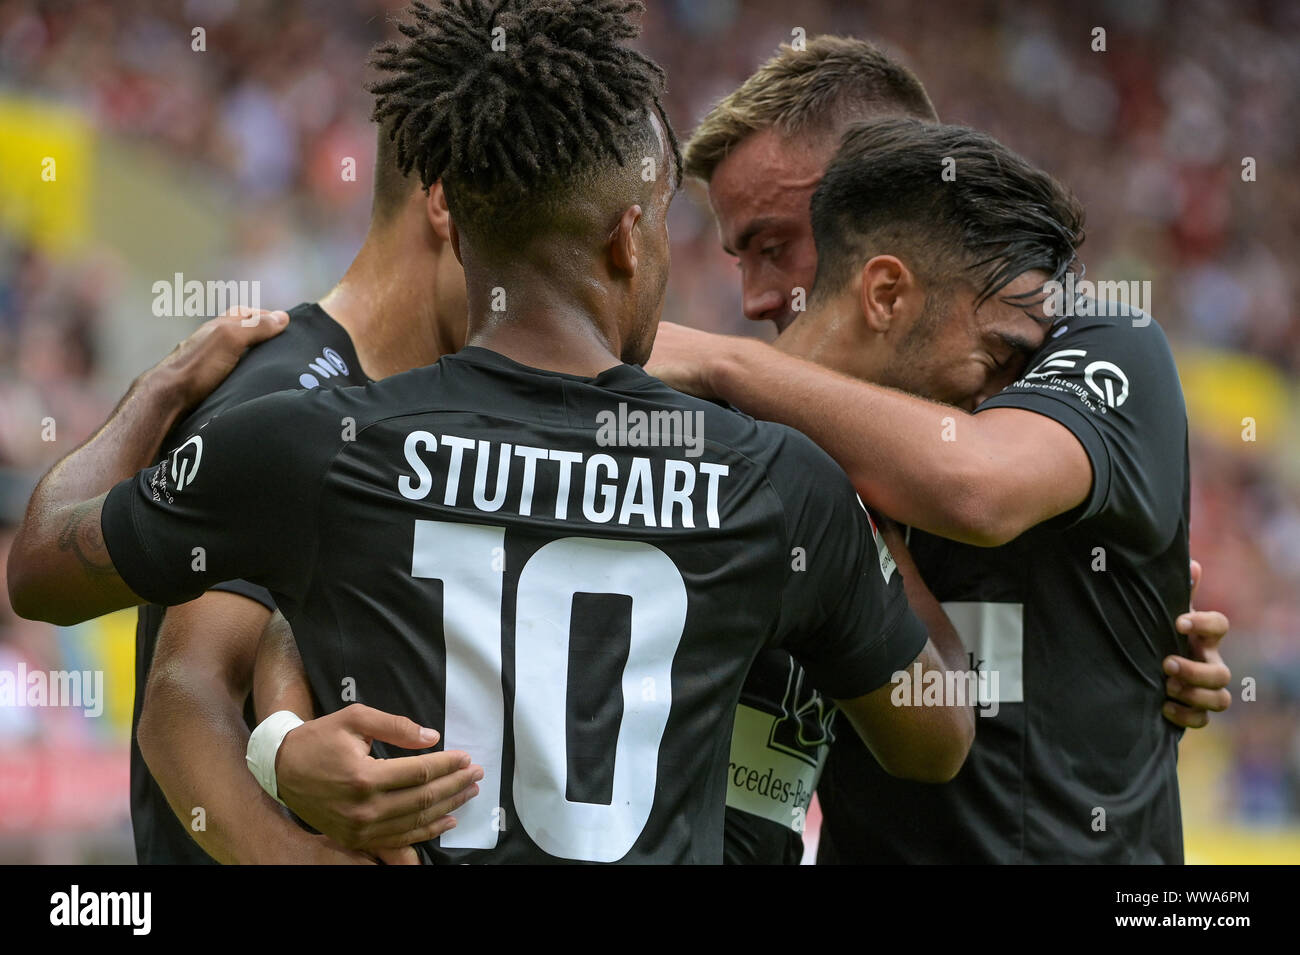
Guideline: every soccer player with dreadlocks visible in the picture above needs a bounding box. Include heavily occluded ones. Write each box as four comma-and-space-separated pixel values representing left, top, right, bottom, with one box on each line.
10, 0, 972, 863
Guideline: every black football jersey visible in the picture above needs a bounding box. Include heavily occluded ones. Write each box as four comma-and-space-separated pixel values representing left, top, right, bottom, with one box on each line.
103, 345, 926, 864
723, 507, 897, 865
723, 649, 838, 865
129, 303, 368, 864
818, 308, 1191, 863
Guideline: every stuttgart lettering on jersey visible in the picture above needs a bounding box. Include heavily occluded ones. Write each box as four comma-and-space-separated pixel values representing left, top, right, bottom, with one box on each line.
397, 430, 731, 528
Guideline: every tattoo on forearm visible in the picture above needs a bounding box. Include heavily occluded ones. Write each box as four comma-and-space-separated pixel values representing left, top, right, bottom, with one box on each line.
56, 500, 116, 577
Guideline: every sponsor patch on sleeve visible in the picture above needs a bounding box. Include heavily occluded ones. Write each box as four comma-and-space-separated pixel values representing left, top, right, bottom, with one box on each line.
857, 495, 896, 583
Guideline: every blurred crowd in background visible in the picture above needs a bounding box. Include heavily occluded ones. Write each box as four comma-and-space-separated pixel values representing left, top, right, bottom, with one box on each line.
0, 0, 1297, 861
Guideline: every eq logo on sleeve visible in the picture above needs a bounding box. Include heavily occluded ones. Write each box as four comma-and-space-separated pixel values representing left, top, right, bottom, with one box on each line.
1023, 348, 1086, 381
169, 435, 203, 491
1082, 360, 1129, 408
1022, 348, 1131, 409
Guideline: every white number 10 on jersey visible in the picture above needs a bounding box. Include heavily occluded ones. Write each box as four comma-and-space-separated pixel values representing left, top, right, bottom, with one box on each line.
411, 519, 688, 862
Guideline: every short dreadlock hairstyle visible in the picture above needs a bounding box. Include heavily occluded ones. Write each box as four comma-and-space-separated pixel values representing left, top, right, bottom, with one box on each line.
369, 0, 681, 248
810, 118, 1085, 312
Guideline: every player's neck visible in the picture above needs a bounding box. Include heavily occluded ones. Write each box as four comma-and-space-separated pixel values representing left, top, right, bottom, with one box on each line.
319, 231, 456, 381
776, 301, 885, 381
461, 271, 628, 378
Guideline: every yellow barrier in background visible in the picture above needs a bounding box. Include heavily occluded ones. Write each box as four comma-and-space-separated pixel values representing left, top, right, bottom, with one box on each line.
1177, 345, 1298, 459
0, 95, 92, 253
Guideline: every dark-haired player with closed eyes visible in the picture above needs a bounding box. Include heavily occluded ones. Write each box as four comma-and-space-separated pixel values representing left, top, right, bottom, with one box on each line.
651, 38, 1230, 863
8, 0, 974, 863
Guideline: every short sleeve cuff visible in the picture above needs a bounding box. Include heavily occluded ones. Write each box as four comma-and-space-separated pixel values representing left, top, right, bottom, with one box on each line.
977, 388, 1112, 526
806, 608, 929, 701
100, 477, 194, 606
209, 580, 277, 612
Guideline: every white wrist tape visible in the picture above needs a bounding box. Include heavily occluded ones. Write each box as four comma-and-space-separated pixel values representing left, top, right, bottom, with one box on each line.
246, 710, 305, 806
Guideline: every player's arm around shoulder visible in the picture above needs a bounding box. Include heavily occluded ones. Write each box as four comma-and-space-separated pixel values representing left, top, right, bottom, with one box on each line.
965, 313, 1185, 546
653, 323, 1089, 548
7, 309, 289, 624
46, 362, 346, 621
938, 405, 1092, 547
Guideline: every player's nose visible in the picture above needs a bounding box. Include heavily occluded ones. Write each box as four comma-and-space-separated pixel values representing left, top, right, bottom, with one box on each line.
742, 284, 787, 327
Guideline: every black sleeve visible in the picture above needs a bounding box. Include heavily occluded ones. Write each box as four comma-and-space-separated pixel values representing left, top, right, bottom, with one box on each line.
100, 389, 340, 607
209, 580, 277, 612
148, 306, 349, 615
762, 426, 928, 700
976, 316, 1187, 553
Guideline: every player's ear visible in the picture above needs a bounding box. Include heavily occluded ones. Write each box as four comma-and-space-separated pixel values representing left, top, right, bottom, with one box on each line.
859, 255, 910, 334
426, 180, 453, 243
608, 204, 642, 278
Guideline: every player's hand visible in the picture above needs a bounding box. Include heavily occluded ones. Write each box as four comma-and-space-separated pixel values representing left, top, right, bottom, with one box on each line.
297, 834, 422, 866
147, 306, 289, 411
260, 831, 421, 865
1162, 559, 1231, 729
645, 322, 726, 398
275, 703, 483, 852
